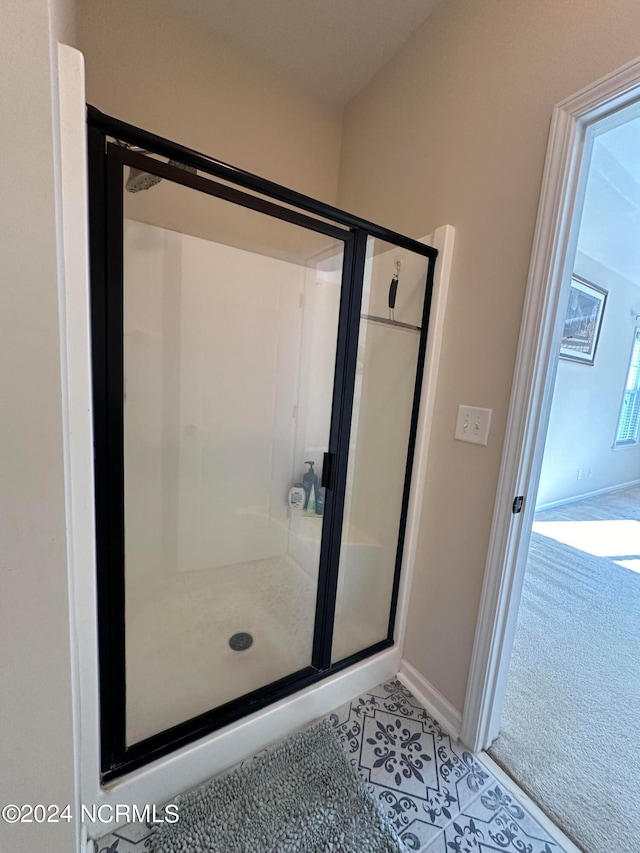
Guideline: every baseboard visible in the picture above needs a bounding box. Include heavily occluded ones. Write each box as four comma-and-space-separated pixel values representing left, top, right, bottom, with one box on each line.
398, 659, 462, 740
536, 477, 640, 512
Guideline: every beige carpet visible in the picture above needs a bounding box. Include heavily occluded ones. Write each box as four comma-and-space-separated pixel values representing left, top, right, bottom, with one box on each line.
489, 485, 640, 853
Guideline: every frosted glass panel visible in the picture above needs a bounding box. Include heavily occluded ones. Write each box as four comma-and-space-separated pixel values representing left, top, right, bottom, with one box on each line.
332, 238, 428, 662
122, 173, 343, 745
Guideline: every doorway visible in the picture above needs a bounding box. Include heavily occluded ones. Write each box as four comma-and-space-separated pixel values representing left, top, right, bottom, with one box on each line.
488, 107, 640, 851
458, 50, 640, 853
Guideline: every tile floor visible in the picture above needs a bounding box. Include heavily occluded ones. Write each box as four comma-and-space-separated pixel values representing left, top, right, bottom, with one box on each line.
95, 679, 563, 853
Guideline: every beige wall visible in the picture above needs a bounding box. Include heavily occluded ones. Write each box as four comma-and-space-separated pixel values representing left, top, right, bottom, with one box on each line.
51, 0, 76, 45
9, 11, 640, 844
0, 1, 76, 851
75, 0, 343, 204
337, 0, 640, 711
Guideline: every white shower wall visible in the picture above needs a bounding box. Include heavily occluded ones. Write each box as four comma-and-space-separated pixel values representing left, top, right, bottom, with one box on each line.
123, 218, 334, 586
123, 218, 345, 743
122, 219, 427, 683
287, 260, 342, 580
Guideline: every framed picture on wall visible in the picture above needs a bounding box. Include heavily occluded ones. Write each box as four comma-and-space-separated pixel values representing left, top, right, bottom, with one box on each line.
559, 276, 607, 365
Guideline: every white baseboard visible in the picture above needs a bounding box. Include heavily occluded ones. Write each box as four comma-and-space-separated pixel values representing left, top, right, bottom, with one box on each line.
478, 753, 581, 853
536, 477, 640, 512
398, 659, 462, 740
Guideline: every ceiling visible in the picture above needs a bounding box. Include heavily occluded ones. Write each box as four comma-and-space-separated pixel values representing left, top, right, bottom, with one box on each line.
177, 0, 445, 105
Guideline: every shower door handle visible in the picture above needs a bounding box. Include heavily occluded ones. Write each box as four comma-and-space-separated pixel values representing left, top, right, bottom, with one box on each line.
322, 452, 335, 491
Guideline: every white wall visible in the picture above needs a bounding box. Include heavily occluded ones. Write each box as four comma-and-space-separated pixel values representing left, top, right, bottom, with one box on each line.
537, 252, 640, 507
122, 218, 348, 742
122, 221, 432, 718
124, 219, 306, 580
287, 259, 342, 578
0, 2, 77, 852
123, 218, 346, 584
123, 217, 318, 743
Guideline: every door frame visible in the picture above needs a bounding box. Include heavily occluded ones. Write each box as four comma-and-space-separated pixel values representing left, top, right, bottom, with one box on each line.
461, 54, 640, 752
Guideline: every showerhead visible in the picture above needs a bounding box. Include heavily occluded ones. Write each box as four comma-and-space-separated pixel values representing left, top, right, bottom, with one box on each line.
126, 168, 163, 193
125, 158, 197, 193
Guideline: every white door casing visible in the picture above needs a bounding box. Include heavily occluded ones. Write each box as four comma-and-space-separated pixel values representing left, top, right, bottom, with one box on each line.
461, 55, 640, 752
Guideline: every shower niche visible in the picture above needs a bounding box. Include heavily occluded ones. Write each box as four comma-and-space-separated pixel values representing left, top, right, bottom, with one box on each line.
87, 107, 437, 780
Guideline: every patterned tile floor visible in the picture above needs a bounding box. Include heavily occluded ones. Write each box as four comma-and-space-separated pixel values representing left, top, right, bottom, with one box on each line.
96, 679, 563, 853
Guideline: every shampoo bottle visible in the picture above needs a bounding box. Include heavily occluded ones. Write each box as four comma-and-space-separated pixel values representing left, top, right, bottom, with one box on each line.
303, 461, 319, 512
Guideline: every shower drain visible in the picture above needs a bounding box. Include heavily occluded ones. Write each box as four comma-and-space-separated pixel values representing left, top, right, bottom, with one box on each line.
229, 632, 253, 651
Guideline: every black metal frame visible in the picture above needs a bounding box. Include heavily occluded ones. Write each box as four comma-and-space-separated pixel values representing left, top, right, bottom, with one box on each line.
87, 107, 437, 782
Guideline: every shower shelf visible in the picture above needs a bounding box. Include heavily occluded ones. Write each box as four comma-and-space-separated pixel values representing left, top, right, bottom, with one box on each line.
360, 313, 421, 332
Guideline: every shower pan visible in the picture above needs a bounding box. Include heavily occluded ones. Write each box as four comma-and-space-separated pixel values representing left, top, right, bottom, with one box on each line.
87, 107, 437, 781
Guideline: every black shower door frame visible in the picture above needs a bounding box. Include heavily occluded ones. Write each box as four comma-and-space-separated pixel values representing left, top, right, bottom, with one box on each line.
87, 107, 437, 782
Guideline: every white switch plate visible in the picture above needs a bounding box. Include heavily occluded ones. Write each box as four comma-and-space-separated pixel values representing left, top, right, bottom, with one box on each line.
455, 405, 492, 446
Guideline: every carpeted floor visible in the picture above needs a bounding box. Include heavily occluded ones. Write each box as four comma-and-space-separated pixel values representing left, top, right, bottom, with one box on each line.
489, 485, 640, 853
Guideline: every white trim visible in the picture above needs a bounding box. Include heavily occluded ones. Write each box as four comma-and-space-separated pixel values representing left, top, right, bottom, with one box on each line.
612, 442, 640, 451
398, 659, 462, 740
461, 54, 640, 752
83, 831, 95, 853
57, 44, 98, 853
394, 225, 455, 650
478, 753, 582, 853
58, 46, 455, 837
91, 650, 400, 836
535, 477, 640, 512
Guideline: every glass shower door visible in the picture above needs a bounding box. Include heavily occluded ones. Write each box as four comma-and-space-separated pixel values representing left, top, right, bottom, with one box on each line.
89, 110, 438, 780
111, 150, 347, 747
332, 237, 430, 662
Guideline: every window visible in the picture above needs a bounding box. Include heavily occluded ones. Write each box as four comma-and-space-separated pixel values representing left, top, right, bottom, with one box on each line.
615, 328, 640, 446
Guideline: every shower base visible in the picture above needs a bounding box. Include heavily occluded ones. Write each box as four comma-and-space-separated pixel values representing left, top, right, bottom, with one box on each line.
125, 553, 372, 746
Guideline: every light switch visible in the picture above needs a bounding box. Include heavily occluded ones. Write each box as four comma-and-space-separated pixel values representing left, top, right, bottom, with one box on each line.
455, 405, 492, 446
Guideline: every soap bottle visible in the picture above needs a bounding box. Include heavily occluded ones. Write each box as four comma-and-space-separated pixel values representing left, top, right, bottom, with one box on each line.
303, 461, 319, 512
307, 482, 316, 514
288, 482, 305, 510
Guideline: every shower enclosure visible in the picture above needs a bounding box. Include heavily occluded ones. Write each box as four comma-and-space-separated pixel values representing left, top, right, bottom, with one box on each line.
87, 107, 437, 780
